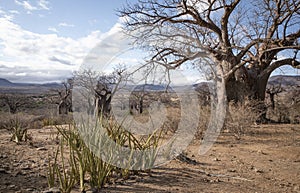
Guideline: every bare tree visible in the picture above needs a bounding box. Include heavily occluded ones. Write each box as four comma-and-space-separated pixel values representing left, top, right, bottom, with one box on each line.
57, 78, 73, 115
119, 0, 300, 105
73, 67, 128, 118
0, 94, 27, 114
94, 67, 128, 117
73, 69, 99, 115
129, 90, 146, 115
266, 83, 283, 109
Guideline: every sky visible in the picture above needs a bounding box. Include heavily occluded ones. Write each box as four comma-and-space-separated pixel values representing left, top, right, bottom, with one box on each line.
0, 0, 139, 83
0, 0, 299, 84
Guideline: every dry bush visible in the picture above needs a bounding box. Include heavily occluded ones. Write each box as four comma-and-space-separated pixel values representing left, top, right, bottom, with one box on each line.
0, 113, 34, 142
161, 107, 180, 133
265, 88, 300, 124
0, 112, 66, 143
267, 103, 300, 124
289, 103, 300, 124
195, 105, 211, 140
42, 114, 74, 127
224, 100, 260, 139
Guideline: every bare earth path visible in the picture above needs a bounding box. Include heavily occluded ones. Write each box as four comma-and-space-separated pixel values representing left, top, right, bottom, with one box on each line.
1, 124, 300, 193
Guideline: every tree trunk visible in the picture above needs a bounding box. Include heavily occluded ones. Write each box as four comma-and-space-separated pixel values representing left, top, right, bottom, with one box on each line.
225, 69, 271, 123
58, 101, 68, 115
225, 78, 249, 102
225, 66, 271, 102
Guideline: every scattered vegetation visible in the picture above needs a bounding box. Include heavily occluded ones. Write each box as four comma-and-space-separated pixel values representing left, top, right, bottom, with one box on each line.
225, 100, 261, 139
47, 117, 162, 192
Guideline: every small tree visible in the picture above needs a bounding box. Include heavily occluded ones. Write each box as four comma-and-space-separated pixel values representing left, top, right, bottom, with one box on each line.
266, 83, 283, 110
0, 94, 27, 114
56, 78, 73, 115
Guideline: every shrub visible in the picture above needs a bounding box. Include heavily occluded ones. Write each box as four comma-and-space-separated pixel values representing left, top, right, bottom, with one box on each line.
47, 117, 162, 192
224, 100, 260, 139
0, 113, 32, 143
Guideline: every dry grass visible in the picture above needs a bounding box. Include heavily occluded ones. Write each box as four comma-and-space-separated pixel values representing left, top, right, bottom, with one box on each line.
224, 100, 260, 139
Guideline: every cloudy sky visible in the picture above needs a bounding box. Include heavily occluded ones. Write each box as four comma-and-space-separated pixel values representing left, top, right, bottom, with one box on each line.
0, 0, 140, 83
0, 1, 298, 84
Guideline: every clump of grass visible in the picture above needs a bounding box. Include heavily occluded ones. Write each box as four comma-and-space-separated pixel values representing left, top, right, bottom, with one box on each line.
2, 114, 31, 143
42, 114, 73, 127
47, 116, 162, 192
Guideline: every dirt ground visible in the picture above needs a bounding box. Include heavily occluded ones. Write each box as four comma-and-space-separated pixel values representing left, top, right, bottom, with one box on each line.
0, 124, 300, 193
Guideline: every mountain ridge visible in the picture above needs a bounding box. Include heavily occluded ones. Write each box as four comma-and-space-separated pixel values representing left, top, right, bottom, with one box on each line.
0, 78, 61, 88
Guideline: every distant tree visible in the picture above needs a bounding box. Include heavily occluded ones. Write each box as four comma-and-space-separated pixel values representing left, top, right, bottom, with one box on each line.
56, 78, 73, 115
0, 94, 27, 114
73, 66, 128, 117
266, 83, 283, 110
129, 90, 146, 115
290, 85, 300, 105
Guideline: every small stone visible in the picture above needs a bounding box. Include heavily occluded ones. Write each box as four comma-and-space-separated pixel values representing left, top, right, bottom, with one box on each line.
37, 147, 47, 151
0, 168, 7, 173
257, 150, 267, 155
209, 179, 220, 183
254, 168, 264, 173
86, 188, 99, 193
8, 185, 16, 189
42, 187, 60, 193
21, 165, 31, 170
213, 158, 221, 161
228, 169, 236, 172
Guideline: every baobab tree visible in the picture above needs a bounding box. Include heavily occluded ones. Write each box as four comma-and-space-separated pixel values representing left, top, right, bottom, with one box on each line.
119, 0, 300, 106
73, 67, 128, 118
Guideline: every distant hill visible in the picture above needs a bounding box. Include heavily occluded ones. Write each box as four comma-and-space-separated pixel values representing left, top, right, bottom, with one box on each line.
133, 84, 172, 91
0, 75, 298, 95
192, 75, 300, 94
268, 75, 300, 87
0, 78, 15, 87
0, 78, 61, 94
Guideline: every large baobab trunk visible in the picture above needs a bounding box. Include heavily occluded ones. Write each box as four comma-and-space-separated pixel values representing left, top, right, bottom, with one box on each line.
224, 64, 281, 122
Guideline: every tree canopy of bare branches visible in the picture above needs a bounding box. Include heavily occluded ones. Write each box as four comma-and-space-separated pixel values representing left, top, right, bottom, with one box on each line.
119, 0, 300, 102
73, 66, 128, 117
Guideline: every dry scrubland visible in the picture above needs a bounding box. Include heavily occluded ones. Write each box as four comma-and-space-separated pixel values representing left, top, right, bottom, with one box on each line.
0, 83, 300, 193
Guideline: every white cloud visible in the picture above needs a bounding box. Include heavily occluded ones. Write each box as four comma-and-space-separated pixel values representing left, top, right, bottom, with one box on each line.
0, 9, 15, 21
48, 27, 58, 33
88, 19, 98, 26
15, 0, 37, 11
58, 22, 75, 27
15, 0, 50, 12
9, 10, 20, 14
37, 0, 50, 10
0, 16, 128, 83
